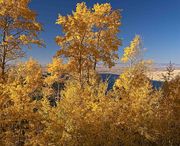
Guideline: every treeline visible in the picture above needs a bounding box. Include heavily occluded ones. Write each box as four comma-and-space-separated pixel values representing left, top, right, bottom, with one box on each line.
0, 1, 179, 146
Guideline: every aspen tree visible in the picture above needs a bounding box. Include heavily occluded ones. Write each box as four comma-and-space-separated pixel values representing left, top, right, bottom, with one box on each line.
56, 2, 121, 85
0, 0, 44, 82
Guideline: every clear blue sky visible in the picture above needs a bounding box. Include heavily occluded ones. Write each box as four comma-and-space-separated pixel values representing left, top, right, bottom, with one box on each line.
27, 0, 180, 64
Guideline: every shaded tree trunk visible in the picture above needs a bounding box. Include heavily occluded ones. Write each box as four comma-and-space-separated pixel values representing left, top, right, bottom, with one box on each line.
0, 26, 8, 82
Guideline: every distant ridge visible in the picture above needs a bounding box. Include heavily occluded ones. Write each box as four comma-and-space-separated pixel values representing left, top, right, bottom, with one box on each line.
153, 63, 180, 69
96, 63, 180, 75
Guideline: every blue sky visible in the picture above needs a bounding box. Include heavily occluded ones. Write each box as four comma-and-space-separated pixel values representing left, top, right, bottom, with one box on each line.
27, 0, 180, 64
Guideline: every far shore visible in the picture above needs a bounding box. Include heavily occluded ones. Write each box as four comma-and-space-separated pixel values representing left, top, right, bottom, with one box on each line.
97, 66, 180, 81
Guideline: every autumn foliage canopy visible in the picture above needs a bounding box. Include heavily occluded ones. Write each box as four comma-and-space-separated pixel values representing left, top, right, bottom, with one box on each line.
0, 1, 179, 146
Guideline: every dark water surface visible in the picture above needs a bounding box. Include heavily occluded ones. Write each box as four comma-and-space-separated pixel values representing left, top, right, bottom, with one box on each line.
100, 73, 163, 91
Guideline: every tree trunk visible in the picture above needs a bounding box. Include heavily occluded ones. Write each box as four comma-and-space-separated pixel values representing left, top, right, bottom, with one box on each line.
93, 59, 97, 71
0, 29, 7, 82
1, 58, 6, 82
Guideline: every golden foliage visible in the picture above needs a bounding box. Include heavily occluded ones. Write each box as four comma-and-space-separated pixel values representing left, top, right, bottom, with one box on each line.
0, 0, 44, 81
0, 2, 179, 146
58, 79, 120, 145
45, 58, 66, 85
121, 35, 141, 64
0, 59, 63, 145
56, 2, 121, 85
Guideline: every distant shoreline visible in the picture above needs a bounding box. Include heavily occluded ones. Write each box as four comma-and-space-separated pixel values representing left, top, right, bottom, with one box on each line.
97, 65, 180, 81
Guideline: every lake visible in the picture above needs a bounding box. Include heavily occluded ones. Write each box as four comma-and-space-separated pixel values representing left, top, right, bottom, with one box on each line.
100, 73, 163, 91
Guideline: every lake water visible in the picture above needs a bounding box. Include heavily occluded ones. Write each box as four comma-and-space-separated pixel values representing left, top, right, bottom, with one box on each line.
100, 73, 163, 91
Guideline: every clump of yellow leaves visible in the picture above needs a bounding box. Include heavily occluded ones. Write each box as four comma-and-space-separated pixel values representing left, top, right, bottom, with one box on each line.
2, 58, 43, 110
45, 58, 66, 85
0, 58, 64, 145
121, 35, 141, 64
43, 57, 68, 97
0, 58, 43, 145
58, 78, 121, 145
